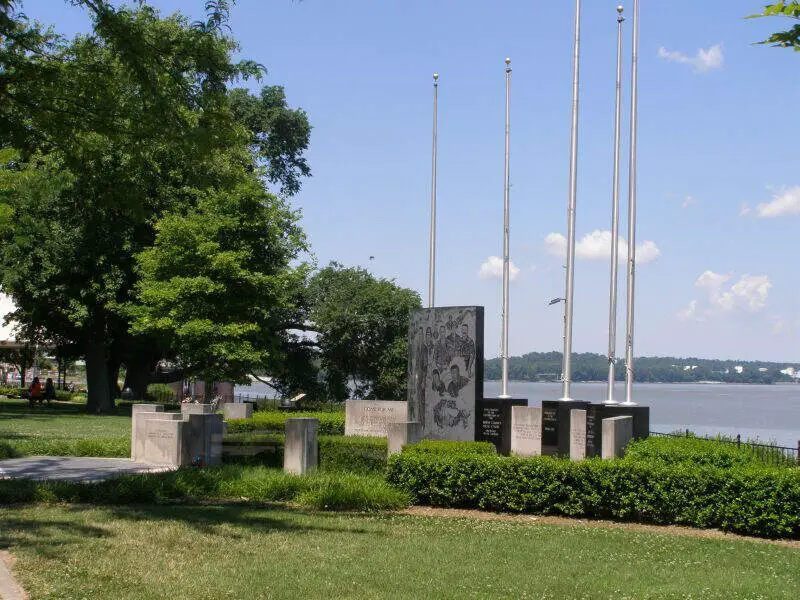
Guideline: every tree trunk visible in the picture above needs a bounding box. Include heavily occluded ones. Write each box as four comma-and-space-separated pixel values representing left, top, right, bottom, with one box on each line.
85, 341, 114, 413
122, 356, 153, 399
107, 359, 121, 403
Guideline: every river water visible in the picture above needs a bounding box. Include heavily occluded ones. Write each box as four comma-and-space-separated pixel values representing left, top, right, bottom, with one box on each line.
234, 381, 800, 448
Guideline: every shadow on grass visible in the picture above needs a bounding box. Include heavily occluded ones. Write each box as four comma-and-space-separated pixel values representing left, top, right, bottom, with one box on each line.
0, 514, 111, 559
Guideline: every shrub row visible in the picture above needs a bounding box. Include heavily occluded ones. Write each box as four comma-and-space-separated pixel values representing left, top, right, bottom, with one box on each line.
222, 434, 388, 476
386, 452, 800, 539
403, 440, 497, 456
3, 437, 130, 458
226, 410, 345, 435
625, 436, 797, 469
0, 466, 409, 511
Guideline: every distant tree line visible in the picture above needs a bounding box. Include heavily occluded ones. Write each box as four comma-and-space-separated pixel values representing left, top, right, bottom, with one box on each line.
484, 352, 798, 384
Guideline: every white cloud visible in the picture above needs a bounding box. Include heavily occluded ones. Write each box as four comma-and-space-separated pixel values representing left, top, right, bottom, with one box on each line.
739, 202, 752, 217
681, 271, 772, 320
544, 230, 661, 265
478, 256, 520, 281
754, 186, 800, 218
682, 196, 695, 209
658, 44, 724, 73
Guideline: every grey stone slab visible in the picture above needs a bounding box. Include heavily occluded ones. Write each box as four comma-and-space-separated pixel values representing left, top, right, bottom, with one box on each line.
570, 409, 587, 461
511, 406, 542, 457
386, 421, 421, 455
131, 404, 163, 461
184, 413, 224, 466
143, 418, 185, 466
0, 456, 175, 482
284, 418, 318, 475
181, 403, 215, 417
602, 415, 634, 459
407, 306, 484, 441
345, 400, 408, 437
223, 402, 253, 420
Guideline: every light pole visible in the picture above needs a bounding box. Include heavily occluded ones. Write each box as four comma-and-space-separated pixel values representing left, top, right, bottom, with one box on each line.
605, 5, 625, 405
427, 73, 439, 309
560, 0, 582, 402
500, 58, 512, 399
623, 0, 640, 406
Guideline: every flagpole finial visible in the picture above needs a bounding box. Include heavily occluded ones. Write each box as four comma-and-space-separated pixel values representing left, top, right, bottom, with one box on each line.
433, 72, 439, 82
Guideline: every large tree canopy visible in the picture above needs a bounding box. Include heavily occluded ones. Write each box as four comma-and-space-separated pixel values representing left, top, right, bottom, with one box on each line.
0, 1, 312, 412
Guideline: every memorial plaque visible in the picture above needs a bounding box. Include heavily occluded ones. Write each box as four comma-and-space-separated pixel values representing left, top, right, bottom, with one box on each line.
569, 409, 587, 461
131, 404, 163, 461
477, 398, 527, 455
511, 406, 542, 457
143, 418, 184, 466
345, 400, 408, 437
223, 402, 253, 420
407, 306, 483, 441
284, 418, 318, 475
586, 404, 603, 457
541, 401, 560, 454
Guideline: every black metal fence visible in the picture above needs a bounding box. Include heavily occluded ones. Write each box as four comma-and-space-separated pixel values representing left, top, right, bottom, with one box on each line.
650, 429, 799, 467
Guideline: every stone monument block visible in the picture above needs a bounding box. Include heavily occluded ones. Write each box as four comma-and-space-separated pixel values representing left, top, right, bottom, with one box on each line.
601, 405, 650, 441
407, 306, 484, 441
131, 404, 163, 461
386, 421, 421, 455
569, 409, 587, 461
184, 413, 224, 466
284, 418, 318, 475
477, 398, 527, 455
143, 417, 185, 466
602, 415, 634, 459
541, 400, 591, 456
181, 403, 215, 418
223, 402, 253, 420
510, 406, 542, 457
345, 400, 408, 437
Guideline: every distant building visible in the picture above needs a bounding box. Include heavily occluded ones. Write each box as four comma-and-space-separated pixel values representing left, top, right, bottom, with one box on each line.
758, 367, 769, 373
735, 366, 744, 374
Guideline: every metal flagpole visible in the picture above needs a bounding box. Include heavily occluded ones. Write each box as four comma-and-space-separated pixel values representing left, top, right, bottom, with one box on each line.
560, 0, 582, 402
605, 5, 625, 405
623, 0, 640, 406
427, 73, 439, 309
500, 58, 512, 399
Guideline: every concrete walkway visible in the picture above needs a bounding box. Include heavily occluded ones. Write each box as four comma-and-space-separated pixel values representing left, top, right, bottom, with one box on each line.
0, 456, 176, 482
0, 552, 25, 600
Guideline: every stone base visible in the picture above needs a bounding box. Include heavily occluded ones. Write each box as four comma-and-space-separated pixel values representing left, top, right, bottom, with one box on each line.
284, 418, 319, 475
541, 399, 590, 456
131, 404, 163, 461
387, 421, 421, 455
477, 398, 527, 455
601, 405, 650, 441
223, 402, 253, 420
602, 415, 634, 459
132, 405, 223, 467
510, 406, 542, 457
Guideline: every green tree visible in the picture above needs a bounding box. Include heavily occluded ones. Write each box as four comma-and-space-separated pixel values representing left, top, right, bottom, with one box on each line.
306, 264, 421, 401
0, 2, 309, 412
130, 170, 308, 395
750, 2, 800, 50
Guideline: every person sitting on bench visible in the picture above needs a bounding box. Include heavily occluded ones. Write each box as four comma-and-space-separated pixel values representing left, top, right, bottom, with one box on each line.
28, 376, 43, 406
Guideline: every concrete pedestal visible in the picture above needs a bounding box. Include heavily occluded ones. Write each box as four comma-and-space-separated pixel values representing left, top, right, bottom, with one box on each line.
131, 404, 163, 461
602, 415, 634, 459
387, 421, 421, 455
510, 406, 542, 457
223, 402, 253, 420
284, 418, 319, 475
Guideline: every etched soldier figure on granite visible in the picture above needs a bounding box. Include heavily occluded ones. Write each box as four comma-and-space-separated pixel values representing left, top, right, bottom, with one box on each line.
407, 306, 484, 441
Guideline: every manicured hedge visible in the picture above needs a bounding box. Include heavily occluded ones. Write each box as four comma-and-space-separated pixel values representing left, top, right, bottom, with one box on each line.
625, 436, 797, 469
0, 466, 410, 511
0, 386, 77, 402
226, 410, 345, 435
222, 434, 388, 476
403, 440, 497, 456
386, 452, 800, 539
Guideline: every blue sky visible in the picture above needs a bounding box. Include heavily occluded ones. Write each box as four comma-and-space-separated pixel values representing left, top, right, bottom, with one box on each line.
10, 0, 800, 363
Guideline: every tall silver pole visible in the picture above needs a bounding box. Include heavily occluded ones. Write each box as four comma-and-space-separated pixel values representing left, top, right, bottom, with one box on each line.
500, 58, 512, 399
623, 0, 640, 406
560, 0, 582, 402
605, 5, 625, 405
427, 73, 439, 309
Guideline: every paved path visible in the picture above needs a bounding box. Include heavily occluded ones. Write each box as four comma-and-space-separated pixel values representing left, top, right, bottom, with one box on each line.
0, 552, 25, 600
0, 456, 175, 482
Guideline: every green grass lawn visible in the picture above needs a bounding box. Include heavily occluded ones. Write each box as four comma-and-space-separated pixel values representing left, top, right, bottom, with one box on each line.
1, 504, 798, 599
0, 399, 131, 457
